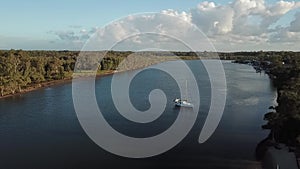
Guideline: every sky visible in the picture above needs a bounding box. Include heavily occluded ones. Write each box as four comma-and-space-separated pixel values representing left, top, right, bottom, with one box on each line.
0, 0, 299, 51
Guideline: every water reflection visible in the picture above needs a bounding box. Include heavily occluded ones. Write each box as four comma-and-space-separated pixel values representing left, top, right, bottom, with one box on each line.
0, 60, 276, 168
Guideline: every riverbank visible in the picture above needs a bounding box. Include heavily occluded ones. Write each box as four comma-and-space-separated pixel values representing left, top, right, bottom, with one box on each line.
0, 54, 179, 99
0, 70, 115, 99
0, 79, 69, 99
0, 59, 171, 99
234, 57, 300, 164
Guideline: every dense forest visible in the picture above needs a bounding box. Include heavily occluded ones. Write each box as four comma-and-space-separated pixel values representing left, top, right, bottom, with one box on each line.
263, 55, 300, 146
0, 50, 131, 97
0, 50, 74, 96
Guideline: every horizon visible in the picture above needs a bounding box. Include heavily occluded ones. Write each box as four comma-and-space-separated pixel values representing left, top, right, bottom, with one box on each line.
1, 49, 300, 53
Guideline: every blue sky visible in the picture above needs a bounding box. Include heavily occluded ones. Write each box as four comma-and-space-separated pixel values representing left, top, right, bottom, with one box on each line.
0, 0, 299, 51
0, 0, 200, 36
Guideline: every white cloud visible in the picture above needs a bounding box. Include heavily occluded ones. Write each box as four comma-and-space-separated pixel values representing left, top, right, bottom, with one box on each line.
232, 0, 266, 15
191, 2, 234, 35
49, 27, 98, 49
190, 0, 300, 36
161, 9, 191, 23
80, 29, 87, 33
48, 0, 300, 51
81, 12, 217, 51
268, 1, 300, 16
188, 0, 300, 50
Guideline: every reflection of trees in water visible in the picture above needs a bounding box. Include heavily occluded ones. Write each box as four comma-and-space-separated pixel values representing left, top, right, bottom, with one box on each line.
251, 54, 300, 168
256, 136, 272, 161
256, 135, 300, 169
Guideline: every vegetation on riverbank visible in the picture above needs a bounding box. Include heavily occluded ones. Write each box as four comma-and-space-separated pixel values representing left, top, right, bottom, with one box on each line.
233, 51, 300, 147
0, 49, 237, 98
0, 50, 128, 97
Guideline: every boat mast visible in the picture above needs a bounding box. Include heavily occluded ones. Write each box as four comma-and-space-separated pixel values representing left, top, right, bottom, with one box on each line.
185, 80, 188, 101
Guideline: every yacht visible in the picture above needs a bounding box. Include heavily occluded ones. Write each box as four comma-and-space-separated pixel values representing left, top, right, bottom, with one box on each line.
173, 80, 193, 108
174, 98, 193, 108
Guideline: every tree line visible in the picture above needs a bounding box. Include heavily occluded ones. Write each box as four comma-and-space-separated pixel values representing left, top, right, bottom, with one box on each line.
0, 50, 131, 97
0, 49, 197, 97
262, 55, 300, 146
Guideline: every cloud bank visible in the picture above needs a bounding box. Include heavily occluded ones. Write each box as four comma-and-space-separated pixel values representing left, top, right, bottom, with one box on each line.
78, 0, 300, 51
187, 0, 300, 50
38, 0, 300, 51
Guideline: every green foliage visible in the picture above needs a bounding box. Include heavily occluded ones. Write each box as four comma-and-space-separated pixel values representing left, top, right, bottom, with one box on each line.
0, 50, 130, 97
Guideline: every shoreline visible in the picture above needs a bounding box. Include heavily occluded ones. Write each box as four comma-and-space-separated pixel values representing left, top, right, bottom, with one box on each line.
0, 70, 115, 99
0, 64, 162, 99
0, 59, 225, 100
0, 58, 175, 99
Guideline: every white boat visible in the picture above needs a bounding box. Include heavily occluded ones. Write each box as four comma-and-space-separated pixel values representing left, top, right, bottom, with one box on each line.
174, 98, 193, 108
173, 80, 193, 108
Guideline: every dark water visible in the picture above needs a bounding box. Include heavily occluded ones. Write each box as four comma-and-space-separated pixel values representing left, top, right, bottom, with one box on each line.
0, 60, 276, 169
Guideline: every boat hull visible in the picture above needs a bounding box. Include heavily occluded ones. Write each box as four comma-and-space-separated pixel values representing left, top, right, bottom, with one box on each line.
174, 101, 194, 108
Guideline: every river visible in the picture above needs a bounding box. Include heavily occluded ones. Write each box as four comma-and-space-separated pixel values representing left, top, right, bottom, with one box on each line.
0, 60, 276, 169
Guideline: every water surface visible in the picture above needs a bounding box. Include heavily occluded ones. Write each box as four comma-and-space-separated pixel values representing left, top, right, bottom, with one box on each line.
0, 60, 276, 168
